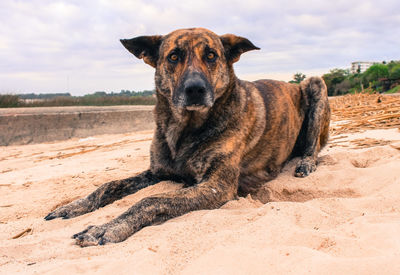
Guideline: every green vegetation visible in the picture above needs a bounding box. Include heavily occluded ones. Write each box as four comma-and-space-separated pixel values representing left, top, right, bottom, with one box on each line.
2, 61, 400, 108
321, 61, 400, 96
18, 93, 72, 100
289, 72, 306, 84
0, 95, 20, 108
0, 89, 156, 108
386, 85, 400, 94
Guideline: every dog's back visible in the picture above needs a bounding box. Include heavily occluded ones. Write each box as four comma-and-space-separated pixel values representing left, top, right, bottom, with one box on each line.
237, 77, 330, 194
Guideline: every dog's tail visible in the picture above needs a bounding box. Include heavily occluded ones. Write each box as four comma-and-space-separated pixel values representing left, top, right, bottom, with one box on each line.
300, 76, 328, 101
300, 76, 331, 150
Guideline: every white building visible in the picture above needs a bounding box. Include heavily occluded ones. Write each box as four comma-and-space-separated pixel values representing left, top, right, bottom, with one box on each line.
350, 61, 376, 74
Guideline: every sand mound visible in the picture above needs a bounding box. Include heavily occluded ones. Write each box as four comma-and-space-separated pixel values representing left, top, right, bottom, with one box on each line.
1, 126, 400, 274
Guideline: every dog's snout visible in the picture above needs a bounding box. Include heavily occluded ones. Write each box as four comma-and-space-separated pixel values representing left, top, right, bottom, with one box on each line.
184, 79, 206, 97
173, 71, 214, 109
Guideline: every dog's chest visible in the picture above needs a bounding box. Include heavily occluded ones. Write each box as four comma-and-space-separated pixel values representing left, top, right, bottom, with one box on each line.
159, 124, 212, 185
164, 116, 207, 159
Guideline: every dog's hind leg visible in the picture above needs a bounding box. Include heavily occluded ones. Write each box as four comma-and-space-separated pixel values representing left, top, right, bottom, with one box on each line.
294, 77, 330, 177
44, 170, 159, 220
72, 164, 239, 246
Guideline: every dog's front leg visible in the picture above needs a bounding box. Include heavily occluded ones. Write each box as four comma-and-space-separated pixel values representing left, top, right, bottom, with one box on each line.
73, 165, 239, 247
45, 170, 159, 220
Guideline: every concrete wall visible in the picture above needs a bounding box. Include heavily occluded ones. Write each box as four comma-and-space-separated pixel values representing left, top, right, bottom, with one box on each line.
0, 106, 155, 146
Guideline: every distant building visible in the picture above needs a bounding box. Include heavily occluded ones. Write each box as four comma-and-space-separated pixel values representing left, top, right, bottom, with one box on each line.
350, 61, 376, 74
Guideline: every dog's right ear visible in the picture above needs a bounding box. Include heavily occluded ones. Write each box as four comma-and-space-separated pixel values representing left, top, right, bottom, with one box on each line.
120, 35, 163, 68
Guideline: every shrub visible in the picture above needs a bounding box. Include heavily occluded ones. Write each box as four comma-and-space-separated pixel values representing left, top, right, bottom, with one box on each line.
0, 95, 20, 108
389, 64, 400, 80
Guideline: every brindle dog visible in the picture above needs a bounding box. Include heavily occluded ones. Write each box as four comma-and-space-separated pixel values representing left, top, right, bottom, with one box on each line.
45, 28, 330, 247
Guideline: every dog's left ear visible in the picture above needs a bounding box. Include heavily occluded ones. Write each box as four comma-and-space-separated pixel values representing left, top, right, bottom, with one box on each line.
220, 34, 260, 64
120, 35, 163, 68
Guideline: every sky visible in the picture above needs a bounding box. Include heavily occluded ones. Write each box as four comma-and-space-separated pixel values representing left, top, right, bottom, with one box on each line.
0, 0, 399, 95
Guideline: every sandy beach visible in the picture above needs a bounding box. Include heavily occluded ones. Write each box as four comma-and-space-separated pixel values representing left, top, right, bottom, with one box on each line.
2, 0, 399, 273
1, 96, 400, 274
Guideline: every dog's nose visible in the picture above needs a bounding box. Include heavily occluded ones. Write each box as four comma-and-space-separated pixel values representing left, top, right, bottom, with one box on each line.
174, 72, 214, 109
184, 79, 206, 98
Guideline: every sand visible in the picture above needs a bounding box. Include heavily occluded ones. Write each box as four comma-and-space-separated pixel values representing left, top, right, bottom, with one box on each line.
1, 126, 400, 274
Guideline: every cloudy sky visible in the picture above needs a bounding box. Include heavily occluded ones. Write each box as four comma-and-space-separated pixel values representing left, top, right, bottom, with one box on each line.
0, 0, 399, 95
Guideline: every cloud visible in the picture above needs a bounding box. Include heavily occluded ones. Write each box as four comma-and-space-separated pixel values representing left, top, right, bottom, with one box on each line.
0, 0, 399, 94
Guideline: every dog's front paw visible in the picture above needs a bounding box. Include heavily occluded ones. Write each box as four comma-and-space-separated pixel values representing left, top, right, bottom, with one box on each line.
73, 222, 131, 247
44, 198, 92, 220
294, 158, 316, 177
73, 225, 107, 247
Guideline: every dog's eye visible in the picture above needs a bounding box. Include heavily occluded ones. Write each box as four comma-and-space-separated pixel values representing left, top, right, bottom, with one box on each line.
168, 53, 179, 63
206, 51, 217, 62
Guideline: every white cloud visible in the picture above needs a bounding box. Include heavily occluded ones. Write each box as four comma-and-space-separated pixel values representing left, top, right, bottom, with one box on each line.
0, 0, 399, 94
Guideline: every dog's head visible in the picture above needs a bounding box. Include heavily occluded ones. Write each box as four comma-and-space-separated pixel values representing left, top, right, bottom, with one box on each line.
121, 28, 259, 111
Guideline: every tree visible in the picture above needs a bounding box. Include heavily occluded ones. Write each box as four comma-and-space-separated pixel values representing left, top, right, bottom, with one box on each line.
294, 72, 306, 83
389, 64, 400, 80
334, 79, 352, 95
322, 69, 349, 96
348, 74, 364, 93
93, 91, 107, 97
289, 72, 306, 84
362, 64, 389, 84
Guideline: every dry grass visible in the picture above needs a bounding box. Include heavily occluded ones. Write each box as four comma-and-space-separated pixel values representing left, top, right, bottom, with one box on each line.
349, 138, 393, 149
330, 93, 400, 135
0, 95, 156, 108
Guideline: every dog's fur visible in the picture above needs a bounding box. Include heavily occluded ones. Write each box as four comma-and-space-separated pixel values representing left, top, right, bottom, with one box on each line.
45, 28, 330, 247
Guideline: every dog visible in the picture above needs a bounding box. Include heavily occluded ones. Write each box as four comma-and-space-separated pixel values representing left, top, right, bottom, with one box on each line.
45, 28, 330, 247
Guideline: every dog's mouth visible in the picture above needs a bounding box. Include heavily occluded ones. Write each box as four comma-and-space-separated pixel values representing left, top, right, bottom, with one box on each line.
173, 93, 214, 112
184, 104, 210, 112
